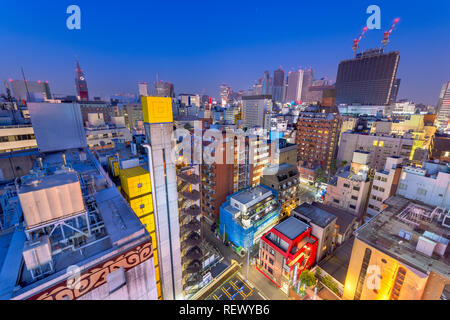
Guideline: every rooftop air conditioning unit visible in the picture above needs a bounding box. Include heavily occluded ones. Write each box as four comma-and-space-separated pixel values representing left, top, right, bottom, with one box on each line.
22, 235, 52, 271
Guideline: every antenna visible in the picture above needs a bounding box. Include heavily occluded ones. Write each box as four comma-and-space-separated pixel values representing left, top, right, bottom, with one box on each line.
352, 26, 369, 56
382, 18, 400, 50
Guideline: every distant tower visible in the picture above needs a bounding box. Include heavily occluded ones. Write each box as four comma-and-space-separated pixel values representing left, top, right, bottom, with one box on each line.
75, 59, 89, 101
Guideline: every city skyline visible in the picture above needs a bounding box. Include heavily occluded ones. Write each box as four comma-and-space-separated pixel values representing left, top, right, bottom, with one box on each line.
0, 1, 449, 105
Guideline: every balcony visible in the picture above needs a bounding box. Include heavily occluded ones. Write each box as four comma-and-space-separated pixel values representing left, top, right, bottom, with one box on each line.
184, 232, 202, 247
183, 204, 201, 216
182, 190, 201, 201
178, 172, 200, 184
183, 246, 203, 261
182, 219, 201, 232
185, 260, 202, 274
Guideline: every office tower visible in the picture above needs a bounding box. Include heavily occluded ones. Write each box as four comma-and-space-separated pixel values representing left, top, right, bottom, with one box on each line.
296, 106, 340, 173
154, 80, 175, 98
301, 68, 314, 102
179, 94, 201, 107
337, 132, 416, 171
435, 81, 450, 132
389, 78, 401, 103
241, 95, 273, 129
75, 59, 89, 101
343, 196, 449, 300
6, 79, 52, 102
141, 96, 183, 300
138, 82, 150, 96
335, 49, 400, 105
220, 84, 231, 107
272, 68, 285, 103
285, 69, 304, 103
262, 70, 271, 95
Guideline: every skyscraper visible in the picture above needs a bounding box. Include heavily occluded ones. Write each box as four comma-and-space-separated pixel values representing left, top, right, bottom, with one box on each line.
296, 106, 340, 173
285, 69, 304, 103
272, 68, 285, 103
301, 68, 314, 102
262, 70, 271, 95
138, 82, 150, 96
75, 60, 89, 101
220, 84, 231, 106
335, 49, 400, 105
6, 79, 52, 102
154, 80, 175, 98
435, 81, 450, 132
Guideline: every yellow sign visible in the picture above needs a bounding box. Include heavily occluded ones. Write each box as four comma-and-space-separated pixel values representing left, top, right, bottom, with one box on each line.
141, 96, 173, 124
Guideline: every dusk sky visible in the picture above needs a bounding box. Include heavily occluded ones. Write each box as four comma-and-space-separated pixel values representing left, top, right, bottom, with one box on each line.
1, 0, 449, 105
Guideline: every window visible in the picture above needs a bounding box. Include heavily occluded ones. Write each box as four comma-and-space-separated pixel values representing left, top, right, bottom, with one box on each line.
268, 258, 274, 265
349, 204, 356, 209
353, 186, 360, 191
398, 183, 407, 190
343, 183, 350, 188
267, 267, 273, 275
417, 188, 427, 196
351, 195, 358, 200
333, 199, 340, 204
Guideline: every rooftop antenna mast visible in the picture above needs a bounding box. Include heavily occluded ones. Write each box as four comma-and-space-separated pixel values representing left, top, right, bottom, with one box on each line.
352, 26, 369, 57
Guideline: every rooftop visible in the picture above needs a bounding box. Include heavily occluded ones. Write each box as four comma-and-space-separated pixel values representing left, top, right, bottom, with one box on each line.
273, 216, 309, 240
356, 195, 450, 279
231, 185, 273, 206
0, 148, 149, 299
292, 203, 336, 228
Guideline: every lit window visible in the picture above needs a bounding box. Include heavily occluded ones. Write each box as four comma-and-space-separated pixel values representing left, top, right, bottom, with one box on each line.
373, 140, 378, 146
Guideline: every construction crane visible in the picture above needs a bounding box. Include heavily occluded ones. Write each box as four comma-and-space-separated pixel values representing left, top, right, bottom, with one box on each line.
382, 18, 400, 50
352, 26, 369, 56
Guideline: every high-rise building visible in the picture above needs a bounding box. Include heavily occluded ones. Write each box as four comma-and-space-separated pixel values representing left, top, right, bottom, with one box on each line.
262, 70, 271, 95
220, 84, 231, 107
435, 81, 450, 132
335, 49, 400, 105
296, 106, 340, 173
389, 78, 401, 103
272, 68, 285, 103
301, 68, 314, 102
285, 70, 304, 103
154, 81, 175, 98
201, 128, 269, 223
141, 96, 183, 300
138, 82, 150, 97
6, 79, 52, 102
241, 95, 273, 129
75, 60, 89, 101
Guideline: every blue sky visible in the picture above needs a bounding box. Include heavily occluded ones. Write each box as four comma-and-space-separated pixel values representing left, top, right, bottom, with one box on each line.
0, 0, 449, 105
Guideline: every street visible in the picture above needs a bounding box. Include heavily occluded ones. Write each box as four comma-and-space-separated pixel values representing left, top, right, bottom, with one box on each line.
201, 221, 289, 300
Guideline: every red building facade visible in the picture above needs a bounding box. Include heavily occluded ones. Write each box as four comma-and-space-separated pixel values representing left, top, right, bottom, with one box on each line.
257, 217, 318, 291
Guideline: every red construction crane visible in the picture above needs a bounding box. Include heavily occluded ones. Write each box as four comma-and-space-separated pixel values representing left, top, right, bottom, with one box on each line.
352, 26, 369, 56
382, 18, 400, 49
